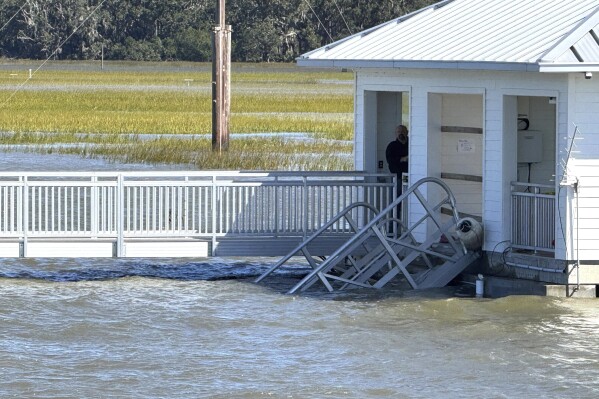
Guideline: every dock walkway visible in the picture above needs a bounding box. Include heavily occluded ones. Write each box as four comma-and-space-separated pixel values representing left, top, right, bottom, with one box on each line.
0, 171, 395, 258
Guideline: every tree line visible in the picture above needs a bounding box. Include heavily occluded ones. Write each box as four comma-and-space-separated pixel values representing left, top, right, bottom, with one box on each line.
0, 0, 436, 62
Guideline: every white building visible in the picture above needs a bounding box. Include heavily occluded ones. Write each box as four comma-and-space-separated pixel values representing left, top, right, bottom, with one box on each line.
298, 0, 599, 287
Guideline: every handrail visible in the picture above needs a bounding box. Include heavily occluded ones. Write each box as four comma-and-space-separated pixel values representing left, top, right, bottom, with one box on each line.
255, 201, 380, 283
0, 171, 396, 257
510, 181, 554, 190
256, 177, 468, 293
286, 177, 463, 293
0, 171, 394, 178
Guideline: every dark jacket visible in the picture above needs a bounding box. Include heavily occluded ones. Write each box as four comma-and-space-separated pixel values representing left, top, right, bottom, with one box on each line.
386, 138, 408, 174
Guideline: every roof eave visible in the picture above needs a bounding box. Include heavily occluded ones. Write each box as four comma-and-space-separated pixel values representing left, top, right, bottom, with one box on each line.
539, 62, 599, 72
296, 58, 540, 72
299, 0, 456, 59
539, 7, 599, 63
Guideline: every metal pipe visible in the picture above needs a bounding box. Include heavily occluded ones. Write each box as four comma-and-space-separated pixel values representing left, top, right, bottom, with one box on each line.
475, 275, 484, 298
504, 261, 564, 274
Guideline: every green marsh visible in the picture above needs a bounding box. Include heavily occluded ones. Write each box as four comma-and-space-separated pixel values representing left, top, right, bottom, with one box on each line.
0, 62, 354, 170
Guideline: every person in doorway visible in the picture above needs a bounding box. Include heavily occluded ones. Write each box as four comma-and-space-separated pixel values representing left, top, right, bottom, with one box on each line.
385, 124, 409, 231
386, 124, 409, 189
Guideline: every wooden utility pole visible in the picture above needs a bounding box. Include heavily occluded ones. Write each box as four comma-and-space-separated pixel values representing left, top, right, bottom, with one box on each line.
211, 0, 232, 152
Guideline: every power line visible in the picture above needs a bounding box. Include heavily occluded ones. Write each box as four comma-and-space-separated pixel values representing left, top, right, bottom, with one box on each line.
332, 0, 352, 35
0, 1, 27, 33
0, 0, 108, 110
303, 0, 333, 42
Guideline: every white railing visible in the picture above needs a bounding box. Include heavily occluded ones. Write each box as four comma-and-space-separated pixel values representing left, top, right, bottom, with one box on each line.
0, 171, 396, 250
511, 181, 555, 253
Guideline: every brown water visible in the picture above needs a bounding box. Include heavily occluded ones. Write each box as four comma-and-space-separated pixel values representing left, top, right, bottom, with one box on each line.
0, 257, 598, 398
0, 152, 598, 398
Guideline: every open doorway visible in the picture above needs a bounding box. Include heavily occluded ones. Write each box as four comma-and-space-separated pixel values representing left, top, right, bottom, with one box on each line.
376, 91, 410, 174
505, 94, 557, 253
362, 90, 409, 175
504, 95, 557, 187
515, 96, 557, 186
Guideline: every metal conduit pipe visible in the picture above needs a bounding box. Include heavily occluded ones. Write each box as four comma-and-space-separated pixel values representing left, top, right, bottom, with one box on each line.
504, 261, 564, 274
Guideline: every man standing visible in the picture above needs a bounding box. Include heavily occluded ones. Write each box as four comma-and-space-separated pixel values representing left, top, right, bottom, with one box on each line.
385, 124, 409, 192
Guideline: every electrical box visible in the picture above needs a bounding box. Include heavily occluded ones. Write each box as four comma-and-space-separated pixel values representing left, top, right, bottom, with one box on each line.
517, 130, 543, 163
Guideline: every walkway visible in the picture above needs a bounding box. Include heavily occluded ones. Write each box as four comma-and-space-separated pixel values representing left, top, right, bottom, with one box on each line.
0, 171, 395, 257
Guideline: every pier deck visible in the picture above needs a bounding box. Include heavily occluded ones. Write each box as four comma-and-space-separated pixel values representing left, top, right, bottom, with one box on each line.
0, 171, 395, 258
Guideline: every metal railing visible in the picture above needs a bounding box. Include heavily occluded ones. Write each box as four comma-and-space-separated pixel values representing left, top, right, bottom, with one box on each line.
511, 181, 555, 253
257, 177, 475, 293
0, 171, 396, 247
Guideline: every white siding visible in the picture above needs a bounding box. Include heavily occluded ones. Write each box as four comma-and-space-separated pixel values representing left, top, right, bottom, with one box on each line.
0, 242, 20, 257
572, 75, 599, 156
124, 241, 209, 258
484, 87, 505, 248
26, 241, 114, 258
569, 76, 599, 260
569, 163, 599, 260
354, 68, 570, 254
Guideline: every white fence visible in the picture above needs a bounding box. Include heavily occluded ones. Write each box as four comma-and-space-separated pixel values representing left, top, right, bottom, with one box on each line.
0, 171, 396, 256
2, 173, 560, 257
511, 182, 556, 253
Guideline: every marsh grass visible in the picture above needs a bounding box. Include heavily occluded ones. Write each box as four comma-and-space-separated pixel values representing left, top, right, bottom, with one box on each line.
0, 61, 352, 87
24, 136, 353, 171
0, 62, 354, 170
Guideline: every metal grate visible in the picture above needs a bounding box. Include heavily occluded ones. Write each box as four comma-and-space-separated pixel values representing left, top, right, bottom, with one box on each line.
511, 182, 555, 252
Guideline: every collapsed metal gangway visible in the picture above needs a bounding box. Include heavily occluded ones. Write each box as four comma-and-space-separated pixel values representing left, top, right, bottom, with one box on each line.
256, 177, 481, 293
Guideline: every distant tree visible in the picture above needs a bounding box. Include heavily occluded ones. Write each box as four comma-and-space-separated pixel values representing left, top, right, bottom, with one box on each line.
0, 0, 104, 59
172, 28, 212, 62
234, 19, 279, 62
109, 37, 163, 61
0, 0, 25, 57
229, 0, 305, 62
98, 0, 214, 61
0, 0, 438, 62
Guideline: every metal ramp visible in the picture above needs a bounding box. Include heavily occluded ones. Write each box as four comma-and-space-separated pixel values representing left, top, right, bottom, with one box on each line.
256, 177, 481, 293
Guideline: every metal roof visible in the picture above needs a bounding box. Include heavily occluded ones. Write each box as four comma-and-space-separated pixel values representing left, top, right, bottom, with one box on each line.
298, 0, 599, 73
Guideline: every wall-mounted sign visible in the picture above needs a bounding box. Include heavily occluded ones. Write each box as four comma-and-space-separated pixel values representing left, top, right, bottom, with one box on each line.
458, 139, 475, 153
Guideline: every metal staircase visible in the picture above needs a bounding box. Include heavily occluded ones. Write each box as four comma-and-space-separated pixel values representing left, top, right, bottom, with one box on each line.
255, 177, 481, 293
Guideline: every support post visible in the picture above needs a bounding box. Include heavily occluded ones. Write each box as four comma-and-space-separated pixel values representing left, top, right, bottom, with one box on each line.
212, 0, 232, 152
117, 174, 125, 257
22, 176, 28, 257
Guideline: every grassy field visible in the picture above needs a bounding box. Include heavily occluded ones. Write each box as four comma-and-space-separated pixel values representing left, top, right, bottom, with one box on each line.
0, 61, 354, 170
